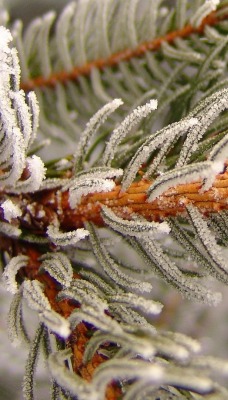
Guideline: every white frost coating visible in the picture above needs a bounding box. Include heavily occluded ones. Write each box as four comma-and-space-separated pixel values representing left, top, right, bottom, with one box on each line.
140, 236, 221, 305
70, 304, 123, 334
86, 222, 152, 293
26, 155, 46, 191
23, 280, 51, 312
177, 89, 228, 167
201, 160, 224, 191
163, 331, 201, 354
190, 0, 220, 27
164, 371, 213, 393
109, 293, 163, 315
48, 349, 98, 400
122, 117, 199, 191
2, 255, 29, 294
0, 221, 21, 237
27, 91, 40, 147
47, 224, 89, 246
10, 90, 32, 149
74, 167, 123, 182
40, 309, 71, 339
210, 134, 228, 161
13, 155, 46, 193
7, 291, 24, 348
102, 99, 158, 166
188, 117, 198, 126
209, 0, 220, 6
147, 161, 217, 202
40, 177, 68, 190
0, 26, 41, 190
93, 360, 163, 390
0, 26, 12, 50
40, 252, 73, 288
64, 167, 122, 194
101, 205, 170, 236
192, 356, 228, 374
74, 98, 123, 171
1, 199, 22, 222
187, 204, 228, 273
68, 178, 116, 208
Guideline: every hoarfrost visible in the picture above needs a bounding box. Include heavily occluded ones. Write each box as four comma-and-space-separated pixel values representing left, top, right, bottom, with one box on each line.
68, 177, 116, 208
47, 224, 89, 246
102, 99, 158, 166
101, 205, 170, 236
1, 199, 22, 222
147, 161, 218, 201
2, 255, 29, 294
40, 252, 73, 288
40, 309, 71, 339
23, 280, 51, 312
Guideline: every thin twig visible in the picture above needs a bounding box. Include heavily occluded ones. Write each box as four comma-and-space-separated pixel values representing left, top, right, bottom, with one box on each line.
20, 10, 228, 91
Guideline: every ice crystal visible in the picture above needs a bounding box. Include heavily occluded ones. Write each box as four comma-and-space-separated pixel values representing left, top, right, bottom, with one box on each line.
2, 255, 29, 294
68, 177, 116, 208
47, 224, 89, 246
1, 199, 22, 222
40, 252, 73, 288
101, 205, 170, 236
102, 99, 158, 166
147, 161, 219, 202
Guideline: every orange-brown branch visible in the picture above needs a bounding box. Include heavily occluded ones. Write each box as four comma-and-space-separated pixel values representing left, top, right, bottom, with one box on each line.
20, 10, 228, 92
2, 169, 227, 400
56, 169, 228, 231
11, 245, 122, 400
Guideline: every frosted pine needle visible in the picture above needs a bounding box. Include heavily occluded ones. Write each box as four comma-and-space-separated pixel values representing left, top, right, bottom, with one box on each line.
47, 224, 89, 246
2, 255, 29, 294
147, 161, 220, 202
190, 0, 220, 27
39, 309, 71, 339
73, 98, 123, 172
1, 199, 22, 222
23, 280, 51, 312
101, 205, 170, 236
68, 177, 116, 208
40, 252, 73, 288
102, 99, 158, 166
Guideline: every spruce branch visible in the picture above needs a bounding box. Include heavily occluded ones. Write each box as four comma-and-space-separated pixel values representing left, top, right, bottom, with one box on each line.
1, 1, 228, 400
20, 6, 228, 92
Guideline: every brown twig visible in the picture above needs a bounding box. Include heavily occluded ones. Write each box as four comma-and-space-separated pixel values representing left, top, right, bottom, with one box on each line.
20, 10, 228, 92
11, 166, 227, 234
56, 168, 228, 230
0, 168, 226, 400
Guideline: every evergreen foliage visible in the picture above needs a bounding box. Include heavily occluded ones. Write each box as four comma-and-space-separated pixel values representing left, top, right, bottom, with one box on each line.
0, 1, 228, 399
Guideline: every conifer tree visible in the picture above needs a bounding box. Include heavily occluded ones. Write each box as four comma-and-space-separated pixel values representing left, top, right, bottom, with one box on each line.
0, 0, 228, 399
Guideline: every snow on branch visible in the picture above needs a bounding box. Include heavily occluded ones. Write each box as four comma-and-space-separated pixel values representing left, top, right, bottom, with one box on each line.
0, 26, 44, 191
1, 199, 22, 222
147, 161, 223, 202
67, 177, 116, 209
